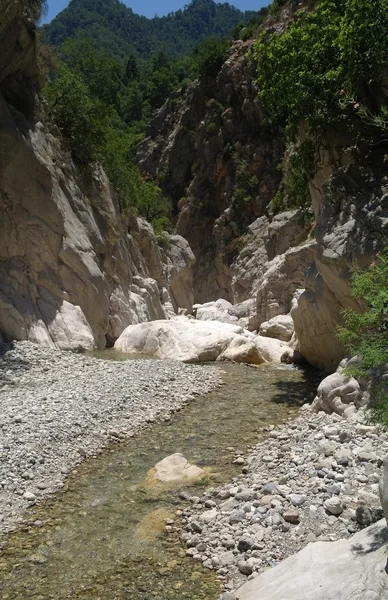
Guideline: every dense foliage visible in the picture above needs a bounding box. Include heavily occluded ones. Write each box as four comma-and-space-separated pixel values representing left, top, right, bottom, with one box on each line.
338, 252, 388, 426
43, 51, 171, 229
253, 0, 388, 139
252, 0, 388, 219
42, 0, 256, 61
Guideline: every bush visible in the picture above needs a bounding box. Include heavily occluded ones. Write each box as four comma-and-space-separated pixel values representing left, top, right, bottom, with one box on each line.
338, 251, 388, 425
44, 66, 105, 164
284, 140, 315, 223
194, 37, 229, 77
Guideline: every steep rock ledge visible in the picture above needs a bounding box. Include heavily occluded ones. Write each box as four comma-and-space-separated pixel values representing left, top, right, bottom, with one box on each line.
293, 163, 388, 371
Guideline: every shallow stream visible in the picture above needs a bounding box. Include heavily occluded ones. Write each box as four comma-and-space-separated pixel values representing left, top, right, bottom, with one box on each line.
0, 359, 319, 600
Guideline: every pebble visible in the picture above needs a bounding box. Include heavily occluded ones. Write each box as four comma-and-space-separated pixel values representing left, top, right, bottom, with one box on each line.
0, 341, 221, 534
176, 404, 387, 592
324, 497, 344, 516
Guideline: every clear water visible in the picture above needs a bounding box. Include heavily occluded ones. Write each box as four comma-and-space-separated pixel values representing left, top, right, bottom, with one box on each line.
0, 360, 320, 600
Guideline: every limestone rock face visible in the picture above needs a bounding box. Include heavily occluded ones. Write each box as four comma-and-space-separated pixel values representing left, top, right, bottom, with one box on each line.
0, 118, 176, 349
0, 7, 197, 350
137, 41, 286, 303
251, 241, 316, 331
293, 165, 388, 371
0, 107, 195, 349
165, 235, 195, 314
235, 520, 388, 600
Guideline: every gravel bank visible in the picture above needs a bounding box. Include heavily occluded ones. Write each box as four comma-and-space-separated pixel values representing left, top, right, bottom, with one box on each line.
0, 341, 221, 534
175, 406, 388, 594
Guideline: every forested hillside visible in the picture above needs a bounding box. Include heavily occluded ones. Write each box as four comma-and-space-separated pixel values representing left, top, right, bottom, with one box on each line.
41, 0, 257, 59
38, 1, 266, 237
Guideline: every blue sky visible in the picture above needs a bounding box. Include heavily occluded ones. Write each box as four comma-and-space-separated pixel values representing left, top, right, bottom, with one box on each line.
43, 1, 269, 23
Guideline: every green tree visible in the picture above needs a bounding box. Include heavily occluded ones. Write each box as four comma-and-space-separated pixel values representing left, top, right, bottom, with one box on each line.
59, 38, 123, 108
194, 37, 228, 77
252, 0, 388, 140
44, 66, 106, 163
338, 251, 388, 425
125, 51, 140, 82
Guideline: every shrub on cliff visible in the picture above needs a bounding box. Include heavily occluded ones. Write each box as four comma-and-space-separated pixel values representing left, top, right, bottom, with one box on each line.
252, 0, 388, 140
194, 37, 229, 77
338, 252, 388, 425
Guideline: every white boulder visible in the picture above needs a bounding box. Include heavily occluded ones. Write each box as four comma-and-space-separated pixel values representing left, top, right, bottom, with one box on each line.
259, 314, 294, 342
235, 520, 388, 600
312, 371, 364, 416
148, 453, 204, 484
194, 299, 239, 325
115, 318, 245, 362
115, 319, 289, 364
380, 455, 388, 525
218, 335, 265, 365
254, 335, 289, 363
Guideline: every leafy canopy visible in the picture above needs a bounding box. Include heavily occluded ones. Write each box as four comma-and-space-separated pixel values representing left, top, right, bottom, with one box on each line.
42, 0, 256, 61
252, 0, 388, 139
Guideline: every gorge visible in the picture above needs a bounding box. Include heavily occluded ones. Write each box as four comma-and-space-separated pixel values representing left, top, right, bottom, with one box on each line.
0, 0, 388, 598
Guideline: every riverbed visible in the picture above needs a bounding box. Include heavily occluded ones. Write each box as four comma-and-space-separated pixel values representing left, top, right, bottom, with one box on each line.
0, 347, 319, 600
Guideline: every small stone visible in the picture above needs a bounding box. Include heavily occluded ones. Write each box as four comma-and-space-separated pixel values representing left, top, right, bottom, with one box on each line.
237, 536, 254, 552
237, 560, 253, 575
289, 493, 305, 507
23, 491, 36, 502
358, 451, 378, 463
356, 506, 373, 528
200, 509, 218, 524
261, 482, 278, 495
283, 508, 300, 524
190, 520, 203, 533
229, 509, 246, 525
324, 497, 343, 516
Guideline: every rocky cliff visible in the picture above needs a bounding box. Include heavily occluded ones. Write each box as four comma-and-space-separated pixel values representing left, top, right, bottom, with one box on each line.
0, 4, 194, 350
137, 13, 388, 373
293, 162, 388, 371
137, 39, 315, 334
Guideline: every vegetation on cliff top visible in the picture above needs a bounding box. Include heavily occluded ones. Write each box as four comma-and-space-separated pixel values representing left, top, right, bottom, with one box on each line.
252, 0, 388, 218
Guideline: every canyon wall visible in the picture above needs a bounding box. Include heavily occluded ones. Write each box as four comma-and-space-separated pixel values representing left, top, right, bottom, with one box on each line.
0, 6, 194, 350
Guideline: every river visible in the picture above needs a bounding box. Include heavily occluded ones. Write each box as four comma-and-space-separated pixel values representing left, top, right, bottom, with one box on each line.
0, 359, 319, 599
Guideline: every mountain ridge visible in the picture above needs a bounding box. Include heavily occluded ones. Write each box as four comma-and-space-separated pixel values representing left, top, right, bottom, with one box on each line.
41, 0, 258, 59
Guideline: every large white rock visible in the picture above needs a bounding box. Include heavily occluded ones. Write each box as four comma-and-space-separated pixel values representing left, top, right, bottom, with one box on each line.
218, 335, 265, 365
259, 314, 294, 342
380, 456, 388, 525
194, 299, 240, 325
149, 453, 204, 483
115, 319, 247, 362
312, 371, 364, 416
115, 319, 288, 364
236, 520, 388, 600
254, 335, 289, 363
